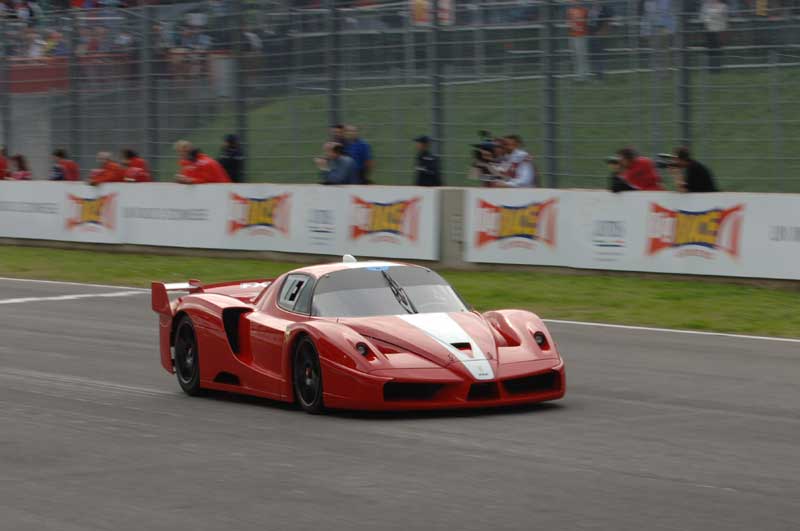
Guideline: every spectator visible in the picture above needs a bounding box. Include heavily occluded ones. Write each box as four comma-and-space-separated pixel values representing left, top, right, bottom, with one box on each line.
587, 0, 613, 80
0, 146, 8, 179
616, 147, 665, 190
672, 147, 718, 192
8, 154, 32, 180
567, 0, 590, 80
89, 151, 125, 185
121, 149, 152, 182
43, 30, 69, 56
218, 134, 245, 183
413, 135, 442, 187
343, 125, 374, 184
51, 149, 81, 181
174, 140, 231, 184
316, 142, 359, 185
330, 124, 346, 145
23, 28, 46, 57
491, 135, 536, 188
701, 0, 728, 72
606, 155, 635, 192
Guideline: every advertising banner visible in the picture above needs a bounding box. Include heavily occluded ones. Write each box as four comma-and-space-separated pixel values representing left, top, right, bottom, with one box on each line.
343, 187, 440, 260
464, 189, 800, 280
0, 182, 64, 241
463, 188, 569, 266
224, 184, 298, 251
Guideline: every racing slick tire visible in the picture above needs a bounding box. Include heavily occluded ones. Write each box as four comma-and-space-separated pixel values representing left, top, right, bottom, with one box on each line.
174, 315, 203, 396
293, 336, 325, 414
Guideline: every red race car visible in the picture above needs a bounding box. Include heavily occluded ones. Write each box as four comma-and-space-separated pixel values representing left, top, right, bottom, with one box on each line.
152, 257, 565, 413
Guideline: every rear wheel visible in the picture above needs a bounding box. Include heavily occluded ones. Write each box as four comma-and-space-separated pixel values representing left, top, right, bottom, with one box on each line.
174, 315, 202, 396
293, 337, 324, 414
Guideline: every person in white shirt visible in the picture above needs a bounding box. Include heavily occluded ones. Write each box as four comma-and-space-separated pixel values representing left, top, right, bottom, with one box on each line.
701, 0, 728, 71
491, 135, 536, 188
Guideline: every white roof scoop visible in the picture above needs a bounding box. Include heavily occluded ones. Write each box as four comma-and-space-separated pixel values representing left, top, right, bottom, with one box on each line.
342, 254, 357, 263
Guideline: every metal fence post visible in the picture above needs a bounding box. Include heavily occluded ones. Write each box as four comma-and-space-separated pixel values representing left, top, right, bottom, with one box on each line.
140, 5, 159, 179
68, 11, 82, 175
769, 48, 784, 184
475, 0, 485, 78
234, 0, 247, 177
432, 0, 445, 171
676, 0, 691, 147
543, 0, 558, 187
0, 16, 11, 154
405, 9, 415, 83
328, 0, 342, 127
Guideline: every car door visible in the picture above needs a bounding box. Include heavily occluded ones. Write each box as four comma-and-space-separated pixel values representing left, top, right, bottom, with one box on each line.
247, 274, 314, 379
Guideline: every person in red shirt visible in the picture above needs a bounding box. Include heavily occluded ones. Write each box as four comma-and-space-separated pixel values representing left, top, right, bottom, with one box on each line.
567, 0, 590, 80
7, 155, 32, 180
0, 147, 9, 179
174, 140, 230, 184
617, 147, 665, 191
122, 149, 153, 182
89, 152, 126, 185
52, 149, 81, 181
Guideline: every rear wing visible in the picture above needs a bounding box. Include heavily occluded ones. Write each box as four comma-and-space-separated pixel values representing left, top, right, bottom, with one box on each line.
151, 280, 203, 316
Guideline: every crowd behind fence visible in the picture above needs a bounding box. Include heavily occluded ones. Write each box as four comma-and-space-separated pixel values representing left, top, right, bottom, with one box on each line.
1, 0, 799, 192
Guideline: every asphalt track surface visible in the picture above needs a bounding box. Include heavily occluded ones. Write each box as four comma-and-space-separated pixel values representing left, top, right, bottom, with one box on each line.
1, 278, 798, 531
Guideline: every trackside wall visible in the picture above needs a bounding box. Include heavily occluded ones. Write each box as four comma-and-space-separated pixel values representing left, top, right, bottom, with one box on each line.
0, 182, 798, 280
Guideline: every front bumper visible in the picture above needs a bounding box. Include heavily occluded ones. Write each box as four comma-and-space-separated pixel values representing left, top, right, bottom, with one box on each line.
321, 358, 565, 411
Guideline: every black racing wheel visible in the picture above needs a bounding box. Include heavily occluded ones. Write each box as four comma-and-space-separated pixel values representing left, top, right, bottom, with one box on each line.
174, 315, 203, 396
293, 336, 325, 414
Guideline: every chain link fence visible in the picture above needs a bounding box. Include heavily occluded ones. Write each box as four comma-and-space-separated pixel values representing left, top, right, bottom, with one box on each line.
1, 0, 799, 190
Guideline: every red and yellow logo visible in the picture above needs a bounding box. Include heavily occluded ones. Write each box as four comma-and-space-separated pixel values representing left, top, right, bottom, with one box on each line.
474, 198, 557, 249
350, 196, 420, 242
65, 193, 116, 231
647, 203, 744, 258
228, 193, 290, 235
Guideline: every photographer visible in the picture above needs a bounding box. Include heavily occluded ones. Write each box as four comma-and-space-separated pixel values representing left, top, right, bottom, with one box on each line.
672, 147, 718, 193
470, 140, 507, 185
491, 135, 536, 188
615, 147, 664, 191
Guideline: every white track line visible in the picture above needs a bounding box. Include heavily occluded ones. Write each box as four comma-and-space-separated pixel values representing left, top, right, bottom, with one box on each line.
0, 276, 148, 291
0, 291, 145, 305
544, 319, 800, 344
0, 277, 796, 343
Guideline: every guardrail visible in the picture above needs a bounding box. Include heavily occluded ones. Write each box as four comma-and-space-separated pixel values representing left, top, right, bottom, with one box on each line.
1, 182, 798, 280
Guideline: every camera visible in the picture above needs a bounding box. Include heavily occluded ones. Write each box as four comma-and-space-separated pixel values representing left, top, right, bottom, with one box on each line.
471, 130, 495, 163
655, 153, 680, 169
605, 155, 621, 165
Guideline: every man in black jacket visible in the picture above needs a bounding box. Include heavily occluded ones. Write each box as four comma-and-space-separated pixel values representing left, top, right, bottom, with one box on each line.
218, 134, 245, 183
413, 136, 442, 187
674, 147, 718, 193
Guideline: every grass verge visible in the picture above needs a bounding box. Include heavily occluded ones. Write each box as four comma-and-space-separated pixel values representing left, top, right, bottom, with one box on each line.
1, 246, 798, 338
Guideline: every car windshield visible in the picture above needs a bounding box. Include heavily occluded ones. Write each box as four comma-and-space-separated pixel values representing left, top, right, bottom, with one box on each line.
312, 265, 468, 318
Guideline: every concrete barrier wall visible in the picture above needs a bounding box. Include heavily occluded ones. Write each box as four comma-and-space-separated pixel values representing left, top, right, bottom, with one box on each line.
1, 181, 799, 280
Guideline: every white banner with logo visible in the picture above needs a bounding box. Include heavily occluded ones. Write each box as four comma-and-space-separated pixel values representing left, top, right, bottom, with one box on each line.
0, 182, 440, 260
464, 189, 800, 280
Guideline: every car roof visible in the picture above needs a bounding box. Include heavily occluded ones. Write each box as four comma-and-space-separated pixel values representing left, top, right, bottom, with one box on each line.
287, 259, 418, 279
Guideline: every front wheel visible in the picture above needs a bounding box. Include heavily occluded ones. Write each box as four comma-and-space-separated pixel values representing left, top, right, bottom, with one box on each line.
174, 315, 202, 396
293, 337, 325, 414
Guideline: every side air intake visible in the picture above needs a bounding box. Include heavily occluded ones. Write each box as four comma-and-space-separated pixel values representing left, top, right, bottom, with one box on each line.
222, 308, 252, 354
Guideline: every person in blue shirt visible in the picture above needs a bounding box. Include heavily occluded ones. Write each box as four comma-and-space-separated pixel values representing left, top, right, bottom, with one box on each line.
315, 143, 359, 185
343, 125, 374, 184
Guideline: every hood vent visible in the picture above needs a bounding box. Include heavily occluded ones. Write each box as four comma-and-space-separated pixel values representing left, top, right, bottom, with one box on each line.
451, 342, 471, 351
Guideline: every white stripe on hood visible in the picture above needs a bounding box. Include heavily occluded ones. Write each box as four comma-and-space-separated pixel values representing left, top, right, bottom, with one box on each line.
398, 313, 494, 380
